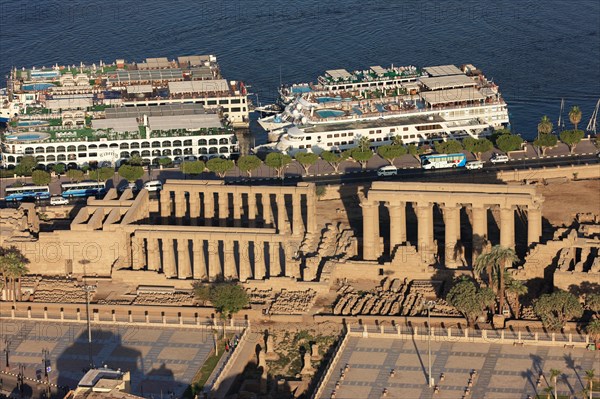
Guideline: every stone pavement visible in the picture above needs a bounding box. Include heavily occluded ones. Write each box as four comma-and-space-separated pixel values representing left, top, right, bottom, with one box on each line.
0, 320, 219, 397
320, 336, 598, 399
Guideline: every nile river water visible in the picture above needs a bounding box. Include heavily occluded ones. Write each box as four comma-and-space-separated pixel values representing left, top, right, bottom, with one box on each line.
0, 0, 598, 139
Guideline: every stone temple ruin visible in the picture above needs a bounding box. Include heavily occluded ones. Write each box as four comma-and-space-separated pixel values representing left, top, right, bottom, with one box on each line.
2, 180, 599, 311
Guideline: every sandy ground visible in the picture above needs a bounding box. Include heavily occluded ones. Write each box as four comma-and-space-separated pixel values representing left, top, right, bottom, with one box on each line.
537, 178, 600, 226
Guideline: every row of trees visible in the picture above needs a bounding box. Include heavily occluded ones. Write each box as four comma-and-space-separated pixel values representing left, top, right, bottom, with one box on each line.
535, 106, 585, 155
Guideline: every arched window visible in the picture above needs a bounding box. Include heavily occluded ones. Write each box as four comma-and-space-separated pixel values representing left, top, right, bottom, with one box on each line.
162, 141, 171, 148
162, 149, 172, 156
141, 142, 150, 148
141, 150, 151, 157
57, 154, 66, 161
77, 145, 87, 152
173, 140, 182, 147
67, 145, 76, 152
45, 146, 55, 153
120, 151, 130, 158
46, 155, 56, 162
198, 139, 207, 146
35, 147, 45, 153
183, 140, 192, 146
120, 143, 129, 149
152, 141, 161, 148
219, 138, 228, 145
130, 142, 140, 149
219, 147, 229, 153
209, 138, 218, 145
209, 147, 218, 154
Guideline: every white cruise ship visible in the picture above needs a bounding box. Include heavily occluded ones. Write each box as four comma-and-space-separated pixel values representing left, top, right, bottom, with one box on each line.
256, 64, 509, 155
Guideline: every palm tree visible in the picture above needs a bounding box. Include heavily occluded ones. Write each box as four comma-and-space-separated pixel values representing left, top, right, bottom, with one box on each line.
584, 369, 595, 399
538, 115, 554, 135
0, 249, 29, 307
569, 105, 582, 131
474, 252, 494, 288
474, 246, 519, 315
543, 386, 554, 399
505, 278, 528, 319
549, 368, 561, 399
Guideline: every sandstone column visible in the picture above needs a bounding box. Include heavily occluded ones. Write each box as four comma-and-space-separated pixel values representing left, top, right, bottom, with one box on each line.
223, 239, 237, 280
361, 199, 380, 260
239, 240, 252, 282
218, 191, 229, 225
208, 240, 220, 281
386, 201, 406, 255
192, 239, 207, 280
233, 192, 242, 225
292, 193, 304, 236
254, 241, 266, 279
262, 194, 272, 226
417, 202, 434, 261
443, 202, 460, 269
204, 192, 215, 224
162, 239, 177, 278
471, 204, 488, 264
177, 239, 192, 279
160, 190, 171, 218
306, 190, 317, 234
269, 241, 281, 277
500, 206, 515, 249
174, 191, 186, 221
527, 204, 542, 245
132, 236, 146, 270
276, 193, 288, 235
147, 238, 161, 271
189, 193, 201, 226
247, 193, 257, 227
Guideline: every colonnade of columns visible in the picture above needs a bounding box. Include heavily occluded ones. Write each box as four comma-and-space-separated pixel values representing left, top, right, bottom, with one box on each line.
361, 198, 543, 267
159, 187, 316, 236
131, 235, 301, 281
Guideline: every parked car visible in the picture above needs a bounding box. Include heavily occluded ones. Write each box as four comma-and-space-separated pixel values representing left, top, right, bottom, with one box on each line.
144, 180, 163, 192
118, 182, 138, 193
465, 160, 484, 170
490, 154, 509, 164
50, 196, 69, 206
377, 165, 398, 177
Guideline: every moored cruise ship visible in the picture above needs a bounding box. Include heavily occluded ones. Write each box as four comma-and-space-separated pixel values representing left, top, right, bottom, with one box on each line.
0, 104, 238, 169
256, 64, 509, 155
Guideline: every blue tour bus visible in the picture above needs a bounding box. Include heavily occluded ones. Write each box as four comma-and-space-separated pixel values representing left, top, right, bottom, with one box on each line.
4, 185, 51, 202
61, 181, 106, 198
421, 153, 467, 170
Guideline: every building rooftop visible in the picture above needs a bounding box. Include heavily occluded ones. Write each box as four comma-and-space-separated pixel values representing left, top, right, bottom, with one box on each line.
419, 74, 476, 90
423, 64, 464, 76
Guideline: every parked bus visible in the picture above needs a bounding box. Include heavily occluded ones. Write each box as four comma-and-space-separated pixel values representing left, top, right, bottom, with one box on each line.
4, 185, 51, 202
421, 153, 467, 170
61, 181, 106, 198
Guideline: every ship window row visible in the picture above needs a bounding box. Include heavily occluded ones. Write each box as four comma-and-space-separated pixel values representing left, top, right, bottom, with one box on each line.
325, 132, 354, 139
22, 139, 231, 153
25, 147, 235, 162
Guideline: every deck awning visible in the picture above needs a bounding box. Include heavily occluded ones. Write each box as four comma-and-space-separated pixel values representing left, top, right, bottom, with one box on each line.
148, 114, 221, 130
421, 87, 486, 105
92, 118, 139, 132
423, 65, 464, 77
126, 85, 153, 94
168, 79, 229, 94
326, 69, 352, 80
370, 66, 387, 76
419, 75, 476, 90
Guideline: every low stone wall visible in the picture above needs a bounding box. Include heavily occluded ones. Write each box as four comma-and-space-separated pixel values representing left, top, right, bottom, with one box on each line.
496, 163, 600, 183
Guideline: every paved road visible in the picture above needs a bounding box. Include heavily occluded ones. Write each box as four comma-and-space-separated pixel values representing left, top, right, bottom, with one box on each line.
1, 142, 597, 203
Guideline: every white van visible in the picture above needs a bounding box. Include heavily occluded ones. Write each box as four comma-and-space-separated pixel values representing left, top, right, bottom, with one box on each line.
465, 160, 484, 170
144, 180, 163, 192
377, 165, 398, 177
490, 154, 509, 164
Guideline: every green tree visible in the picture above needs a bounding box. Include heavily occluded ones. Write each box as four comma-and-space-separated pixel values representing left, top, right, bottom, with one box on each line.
158, 157, 172, 167
31, 170, 51, 186
0, 247, 29, 308
446, 277, 491, 326
89, 167, 114, 181
315, 185, 327, 198
391, 135, 403, 146
569, 105, 582, 131
51, 164, 65, 175
377, 145, 407, 165
206, 158, 234, 178
237, 155, 262, 177
350, 148, 373, 169
463, 138, 493, 160
538, 115, 554, 136
357, 136, 371, 151
549, 368, 561, 399
584, 369, 595, 399
473, 245, 519, 315
193, 282, 249, 319
406, 144, 425, 160
129, 155, 143, 166
534, 290, 584, 331
505, 278, 528, 319
534, 133, 558, 156
66, 169, 84, 182
14, 156, 37, 176
434, 140, 463, 154
265, 153, 292, 178
321, 151, 344, 173
586, 293, 600, 318
496, 133, 524, 154
294, 151, 319, 175
118, 164, 144, 182
559, 129, 585, 154
586, 320, 600, 343
180, 160, 205, 176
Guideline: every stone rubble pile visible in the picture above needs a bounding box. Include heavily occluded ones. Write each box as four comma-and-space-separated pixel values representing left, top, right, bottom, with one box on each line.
133, 292, 194, 305
268, 289, 317, 314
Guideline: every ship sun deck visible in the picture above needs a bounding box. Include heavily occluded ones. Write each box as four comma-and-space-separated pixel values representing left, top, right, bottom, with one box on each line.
303, 114, 447, 133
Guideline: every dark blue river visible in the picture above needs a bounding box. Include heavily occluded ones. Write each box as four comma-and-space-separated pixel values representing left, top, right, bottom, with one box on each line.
1, 0, 598, 139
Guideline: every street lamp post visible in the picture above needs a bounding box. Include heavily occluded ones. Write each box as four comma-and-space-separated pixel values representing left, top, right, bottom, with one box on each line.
425, 300, 436, 388
42, 348, 49, 382
3, 338, 10, 371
